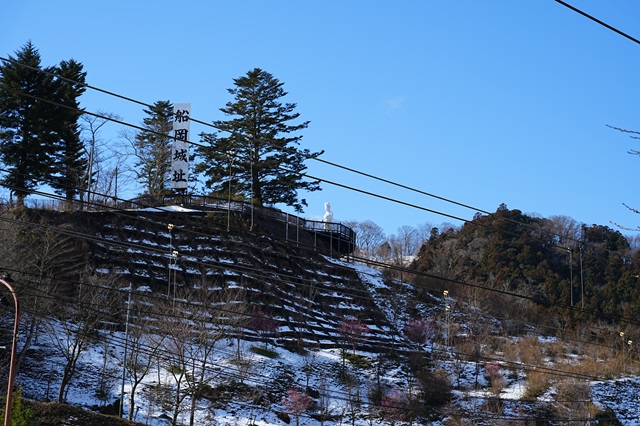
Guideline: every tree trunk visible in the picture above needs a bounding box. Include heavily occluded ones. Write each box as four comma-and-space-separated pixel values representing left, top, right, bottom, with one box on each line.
57, 362, 73, 402
128, 382, 139, 420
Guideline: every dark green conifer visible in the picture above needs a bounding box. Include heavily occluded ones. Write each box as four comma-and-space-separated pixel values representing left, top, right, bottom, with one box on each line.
0, 41, 60, 205
50, 59, 88, 202
133, 100, 174, 197
196, 68, 322, 213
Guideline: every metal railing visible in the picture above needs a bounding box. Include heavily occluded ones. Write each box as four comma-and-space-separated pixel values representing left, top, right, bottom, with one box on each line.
125, 194, 356, 255
17, 194, 356, 256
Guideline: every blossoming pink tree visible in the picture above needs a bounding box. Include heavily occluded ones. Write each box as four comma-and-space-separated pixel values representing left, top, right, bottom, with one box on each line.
403, 317, 434, 346
339, 317, 370, 354
283, 387, 312, 426
379, 391, 406, 426
250, 309, 278, 348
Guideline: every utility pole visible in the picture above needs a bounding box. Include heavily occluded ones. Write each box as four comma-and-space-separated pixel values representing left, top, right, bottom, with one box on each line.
119, 285, 133, 418
567, 247, 573, 306
0, 278, 19, 426
579, 243, 584, 309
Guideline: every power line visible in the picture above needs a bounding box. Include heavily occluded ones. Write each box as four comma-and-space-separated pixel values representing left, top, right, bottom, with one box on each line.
3, 191, 636, 368
0, 196, 632, 422
10, 281, 616, 407
554, 0, 640, 45
2, 56, 635, 266
0, 162, 635, 340
4, 80, 624, 272
1, 52, 639, 421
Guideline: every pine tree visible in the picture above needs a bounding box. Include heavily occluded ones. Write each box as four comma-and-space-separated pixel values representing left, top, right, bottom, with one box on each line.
50, 59, 88, 202
196, 68, 322, 213
0, 41, 60, 205
133, 100, 173, 197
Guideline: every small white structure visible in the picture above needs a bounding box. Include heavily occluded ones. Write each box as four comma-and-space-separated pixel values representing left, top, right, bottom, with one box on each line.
323, 202, 333, 230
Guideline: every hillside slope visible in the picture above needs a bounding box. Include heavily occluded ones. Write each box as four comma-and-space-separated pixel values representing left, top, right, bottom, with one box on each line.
1, 206, 638, 425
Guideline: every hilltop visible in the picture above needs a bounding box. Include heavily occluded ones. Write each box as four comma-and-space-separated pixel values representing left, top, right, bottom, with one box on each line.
0, 204, 638, 425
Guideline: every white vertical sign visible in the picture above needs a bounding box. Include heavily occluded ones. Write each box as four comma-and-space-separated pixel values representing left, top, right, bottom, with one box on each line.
171, 103, 190, 190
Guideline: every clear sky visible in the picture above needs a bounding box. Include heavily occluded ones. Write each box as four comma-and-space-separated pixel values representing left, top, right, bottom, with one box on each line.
3, 1, 640, 237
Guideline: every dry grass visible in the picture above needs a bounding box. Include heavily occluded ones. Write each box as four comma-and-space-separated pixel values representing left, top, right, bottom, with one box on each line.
544, 340, 565, 362
553, 379, 597, 419
502, 341, 520, 365
569, 353, 625, 379
517, 337, 544, 366
523, 369, 552, 399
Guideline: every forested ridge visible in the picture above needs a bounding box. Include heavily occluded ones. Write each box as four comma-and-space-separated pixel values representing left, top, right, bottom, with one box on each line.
410, 204, 640, 327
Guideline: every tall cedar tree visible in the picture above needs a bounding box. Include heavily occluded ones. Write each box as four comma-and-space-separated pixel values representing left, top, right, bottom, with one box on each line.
133, 100, 173, 197
196, 68, 322, 213
0, 41, 61, 205
50, 59, 88, 202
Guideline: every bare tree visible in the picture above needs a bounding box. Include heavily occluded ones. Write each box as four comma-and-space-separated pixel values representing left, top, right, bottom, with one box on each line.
250, 309, 278, 349
344, 220, 387, 261
96, 329, 119, 407
544, 215, 581, 246
80, 111, 122, 207
156, 281, 248, 426
122, 289, 163, 421
0, 219, 87, 380
44, 272, 121, 402
388, 225, 420, 267
157, 300, 191, 426
283, 387, 312, 426
183, 283, 242, 426
338, 317, 370, 370
123, 100, 173, 197
415, 222, 435, 249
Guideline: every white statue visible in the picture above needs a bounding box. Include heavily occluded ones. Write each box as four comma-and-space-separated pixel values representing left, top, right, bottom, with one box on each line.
323, 202, 333, 230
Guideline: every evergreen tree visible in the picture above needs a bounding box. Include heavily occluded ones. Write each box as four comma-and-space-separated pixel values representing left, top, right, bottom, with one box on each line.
50, 59, 88, 202
0, 41, 60, 205
133, 100, 173, 197
196, 68, 322, 213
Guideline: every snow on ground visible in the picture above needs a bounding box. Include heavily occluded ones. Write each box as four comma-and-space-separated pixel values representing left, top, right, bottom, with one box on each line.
592, 378, 640, 425
12, 261, 412, 425
10, 259, 640, 425
136, 206, 203, 213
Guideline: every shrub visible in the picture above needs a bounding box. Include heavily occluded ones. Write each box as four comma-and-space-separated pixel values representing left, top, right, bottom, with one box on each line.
338, 317, 370, 353
484, 361, 504, 394
250, 346, 280, 358
0, 387, 34, 426
523, 370, 551, 399
417, 368, 452, 405
554, 379, 593, 419
343, 352, 371, 369
379, 391, 408, 426
518, 337, 543, 366
404, 318, 434, 345
481, 397, 504, 414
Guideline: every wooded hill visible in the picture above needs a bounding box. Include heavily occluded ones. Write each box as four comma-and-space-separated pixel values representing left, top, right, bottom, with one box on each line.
409, 204, 640, 330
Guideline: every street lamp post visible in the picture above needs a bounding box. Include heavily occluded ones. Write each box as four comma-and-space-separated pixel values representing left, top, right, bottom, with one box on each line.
0, 278, 19, 426
443, 290, 450, 353
167, 224, 174, 297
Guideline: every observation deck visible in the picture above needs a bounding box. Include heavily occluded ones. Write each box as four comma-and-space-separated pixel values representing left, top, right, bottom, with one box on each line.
123, 194, 356, 258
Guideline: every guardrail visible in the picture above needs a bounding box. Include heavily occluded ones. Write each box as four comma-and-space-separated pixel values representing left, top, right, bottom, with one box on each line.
125, 194, 356, 256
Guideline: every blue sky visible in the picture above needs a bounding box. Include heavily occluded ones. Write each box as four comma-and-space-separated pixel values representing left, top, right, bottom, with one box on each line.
3, 1, 640, 237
